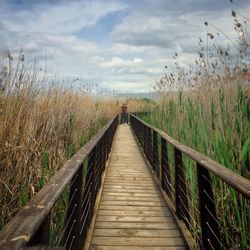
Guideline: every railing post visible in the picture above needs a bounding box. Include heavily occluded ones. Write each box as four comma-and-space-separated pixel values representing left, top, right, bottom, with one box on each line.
161, 138, 172, 199
139, 121, 143, 146
102, 135, 107, 167
197, 163, 221, 250
96, 142, 102, 191
30, 212, 51, 245
143, 124, 147, 154
90, 147, 97, 210
147, 127, 152, 167
153, 130, 159, 176
138, 120, 142, 145
80, 148, 96, 243
174, 148, 190, 228
107, 127, 111, 156
105, 132, 108, 161
63, 166, 83, 249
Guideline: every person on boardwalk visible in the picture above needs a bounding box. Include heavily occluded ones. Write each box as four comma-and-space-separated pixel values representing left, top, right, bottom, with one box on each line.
121, 103, 128, 123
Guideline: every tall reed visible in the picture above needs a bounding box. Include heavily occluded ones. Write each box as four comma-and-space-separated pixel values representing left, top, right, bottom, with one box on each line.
1, 54, 147, 230
142, 7, 250, 249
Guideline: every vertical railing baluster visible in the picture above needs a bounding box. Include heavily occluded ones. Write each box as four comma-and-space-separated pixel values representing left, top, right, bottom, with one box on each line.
107, 127, 111, 156
174, 148, 190, 228
147, 127, 152, 167
105, 132, 108, 161
96, 142, 102, 191
30, 212, 51, 245
145, 125, 148, 158
153, 130, 159, 176
101, 136, 106, 174
161, 138, 172, 199
143, 124, 147, 154
161, 137, 167, 191
89, 147, 96, 223
197, 163, 221, 250
63, 166, 83, 250
138, 120, 142, 145
139, 120, 142, 145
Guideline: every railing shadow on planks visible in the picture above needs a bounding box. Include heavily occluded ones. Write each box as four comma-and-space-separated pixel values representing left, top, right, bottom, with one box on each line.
130, 114, 250, 250
0, 115, 118, 249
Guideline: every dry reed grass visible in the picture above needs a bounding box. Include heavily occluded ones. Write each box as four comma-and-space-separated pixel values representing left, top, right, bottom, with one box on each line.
0, 55, 149, 230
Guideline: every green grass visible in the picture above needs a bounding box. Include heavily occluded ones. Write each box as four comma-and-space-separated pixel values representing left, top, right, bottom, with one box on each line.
139, 86, 250, 249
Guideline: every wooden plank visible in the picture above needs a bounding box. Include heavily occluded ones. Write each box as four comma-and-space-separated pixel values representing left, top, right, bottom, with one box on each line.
104, 183, 157, 188
89, 124, 186, 250
108, 162, 147, 165
106, 177, 153, 180
100, 200, 166, 206
107, 168, 148, 170
107, 172, 149, 175
101, 196, 163, 202
106, 170, 149, 172
103, 188, 159, 194
107, 172, 150, 175
108, 166, 147, 168
91, 237, 185, 246
96, 216, 174, 223
109, 165, 145, 166
97, 210, 170, 217
107, 170, 149, 174
90, 246, 186, 250
105, 179, 154, 183
104, 181, 155, 184
101, 192, 162, 198
103, 185, 158, 190
106, 176, 151, 179
105, 183, 156, 188
94, 222, 178, 230
93, 229, 182, 237
98, 205, 169, 211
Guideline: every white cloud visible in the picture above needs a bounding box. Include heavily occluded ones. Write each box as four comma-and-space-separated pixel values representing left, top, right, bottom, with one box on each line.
0, 0, 249, 92
0, 1, 127, 34
98, 57, 143, 69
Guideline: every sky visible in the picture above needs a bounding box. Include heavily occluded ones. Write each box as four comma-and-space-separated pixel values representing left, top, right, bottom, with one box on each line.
0, 0, 249, 92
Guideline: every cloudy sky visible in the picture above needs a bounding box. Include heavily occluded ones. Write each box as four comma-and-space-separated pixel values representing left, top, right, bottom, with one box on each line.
0, 0, 249, 92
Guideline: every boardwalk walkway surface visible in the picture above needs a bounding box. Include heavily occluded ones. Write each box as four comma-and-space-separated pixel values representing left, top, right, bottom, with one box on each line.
89, 124, 186, 250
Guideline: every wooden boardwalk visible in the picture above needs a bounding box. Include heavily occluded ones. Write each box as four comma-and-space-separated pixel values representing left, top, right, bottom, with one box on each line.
1, 115, 248, 250
89, 124, 186, 250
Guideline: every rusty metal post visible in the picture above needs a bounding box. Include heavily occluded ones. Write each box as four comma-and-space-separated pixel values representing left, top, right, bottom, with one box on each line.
174, 148, 190, 228
197, 163, 221, 250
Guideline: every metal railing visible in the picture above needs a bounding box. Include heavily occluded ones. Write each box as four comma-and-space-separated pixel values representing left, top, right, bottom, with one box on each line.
130, 114, 250, 250
0, 115, 118, 249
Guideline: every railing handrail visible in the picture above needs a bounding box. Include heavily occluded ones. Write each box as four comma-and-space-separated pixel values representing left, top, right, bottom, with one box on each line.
131, 114, 250, 199
0, 115, 118, 248
131, 114, 250, 249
